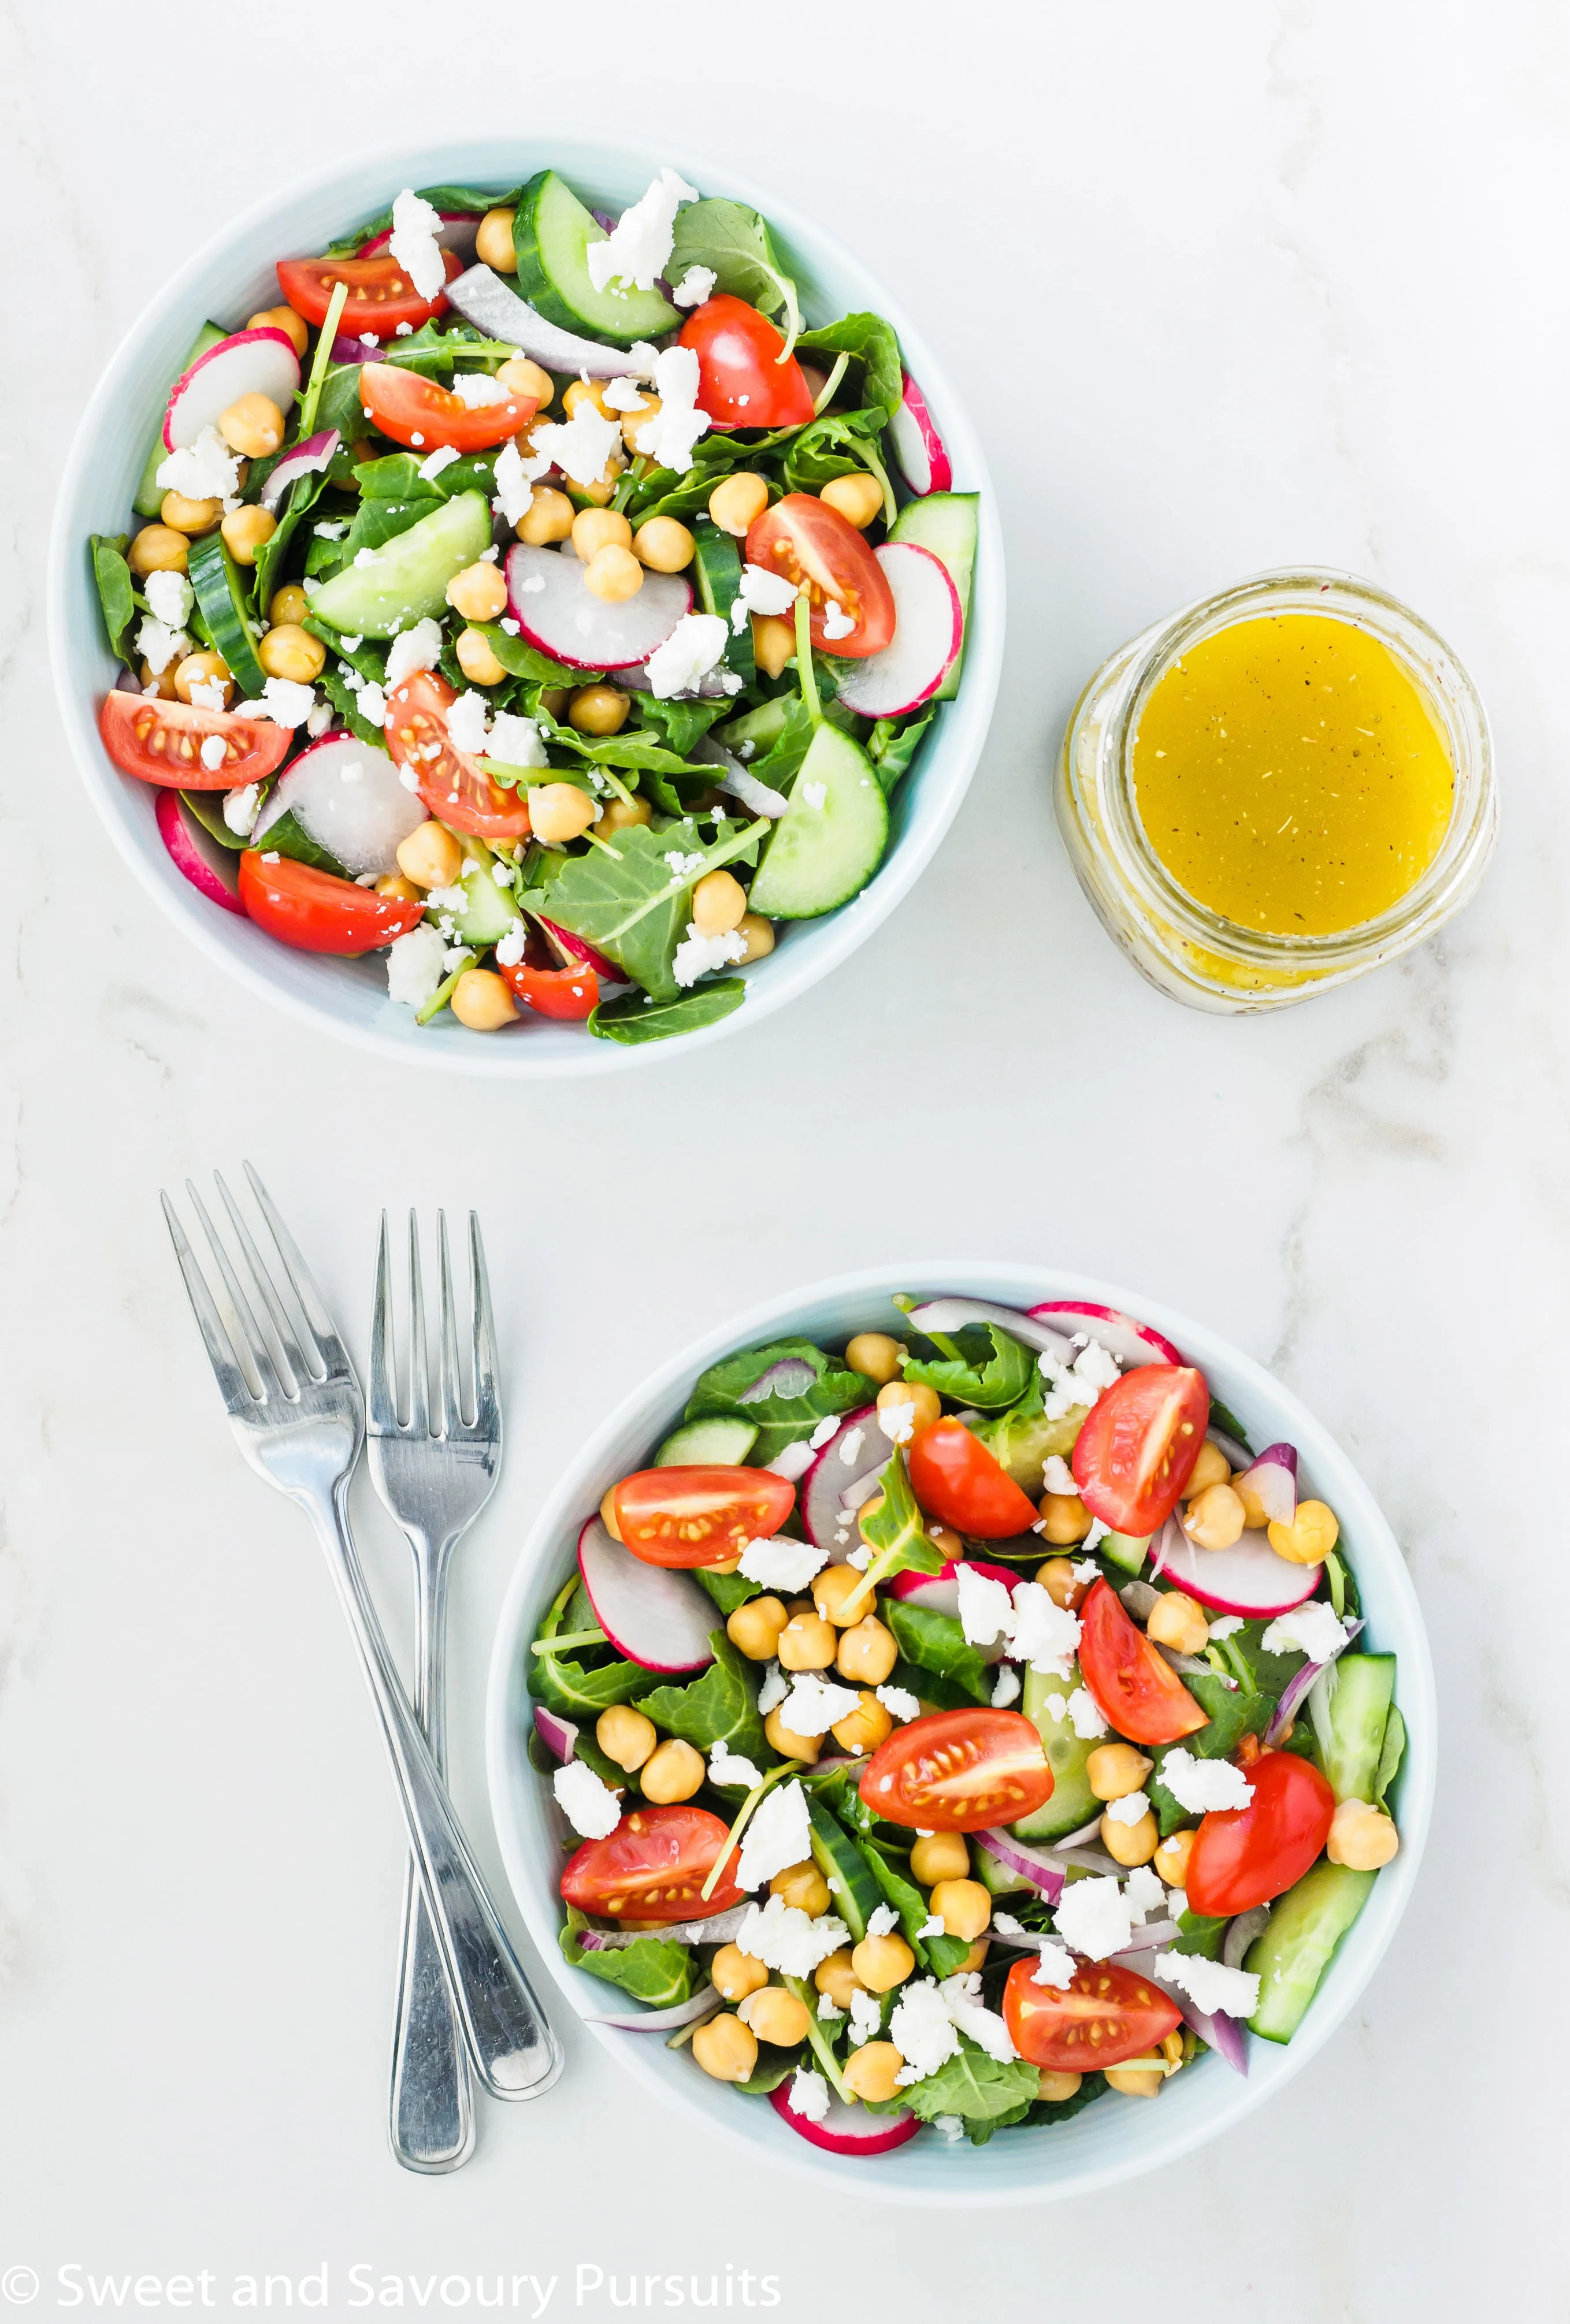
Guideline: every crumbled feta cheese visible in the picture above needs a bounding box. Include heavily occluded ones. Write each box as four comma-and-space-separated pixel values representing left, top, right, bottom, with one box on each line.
808, 1415, 840, 1452
1122, 1864, 1168, 1923
1159, 1748, 1254, 1815
1207, 1615, 1244, 1640
1042, 1455, 1078, 1497
757, 1661, 788, 1715
815, 1995, 845, 2022
890, 1979, 962, 2083
196, 732, 226, 772
1031, 1942, 1075, 1988
1060, 1686, 1108, 1739
630, 344, 711, 474
358, 331, 378, 348
357, 681, 388, 727
915, 1914, 945, 1941
339, 635, 363, 652
786, 2066, 830, 2124
1052, 1875, 1133, 1961
481, 712, 545, 772
143, 568, 193, 629
737, 1534, 827, 1592
672, 921, 748, 988
709, 1741, 762, 1791
448, 370, 510, 407
385, 924, 446, 1007
764, 1441, 815, 1483
493, 920, 527, 969
552, 1758, 621, 1839
1261, 1601, 1350, 1664
188, 676, 229, 713
492, 437, 545, 526
385, 618, 444, 687
938, 1972, 1018, 2063
1167, 1887, 1189, 1920
1104, 1790, 1150, 1827
845, 1545, 871, 1571
395, 320, 413, 337
256, 676, 316, 728
776, 1673, 861, 1739
933, 2115, 966, 2142
866, 1903, 899, 1939
1038, 1336, 1122, 1422
388, 188, 448, 302
877, 1395, 916, 1444
799, 780, 827, 810
1155, 1951, 1261, 2020
875, 1684, 921, 1723
838, 1427, 866, 1466
671, 262, 718, 307
313, 520, 348, 541
1008, 1582, 1081, 1679
441, 942, 473, 971
446, 689, 492, 755
733, 562, 799, 632
353, 547, 381, 569
306, 700, 333, 737
734, 1779, 812, 1890
156, 425, 240, 502
956, 1564, 1014, 1649
602, 374, 652, 414
820, 598, 856, 641
734, 1894, 848, 1976
586, 168, 698, 293
533, 402, 622, 488
644, 609, 728, 699
135, 618, 188, 676
847, 1985, 884, 2048
222, 780, 260, 834
417, 444, 462, 482
990, 1664, 1022, 1708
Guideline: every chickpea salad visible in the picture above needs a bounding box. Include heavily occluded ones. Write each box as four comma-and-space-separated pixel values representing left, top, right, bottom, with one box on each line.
529, 1294, 1406, 2156
88, 168, 977, 1045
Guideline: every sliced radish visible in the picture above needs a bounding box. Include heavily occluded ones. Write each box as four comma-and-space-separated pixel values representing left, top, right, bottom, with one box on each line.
831, 544, 961, 720
1027, 1302, 1183, 1370
155, 791, 246, 915
162, 328, 302, 452
577, 1518, 715, 1674
768, 2080, 919, 2155
506, 542, 689, 670
1149, 1516, 1320, 1617
800, 1407, 885, 1558
259, 426, 342, 512
447, 263, 651, 379
537, 915, 620, 981
904, 1298, 1077, 1367
888, 372, 952, 497
361, 211, 482, 267
252, 732, 428, 878
886, 1559, 1020, 1660
1234, 1444, 1298, 1527
619, 659, 734, 698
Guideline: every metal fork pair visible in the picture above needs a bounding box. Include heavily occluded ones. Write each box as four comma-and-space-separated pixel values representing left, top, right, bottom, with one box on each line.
163, 1168, 559, 2171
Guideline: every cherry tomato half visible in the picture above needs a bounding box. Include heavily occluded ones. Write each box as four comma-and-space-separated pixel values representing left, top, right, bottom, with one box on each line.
276, 250, 461, 336
1071, 1364, 1210, 1537
358, 362, 537, 453
611, 1466, 796, 1569
1076, 1578, 1208, 1749
99, 691, 291, 791
383, 671, 533, 840
859, 1708, 1053, 1832
680, 294, 815, 432
1004, 1956, 1182, 2073
907, 1418, 1040, 1539
498, 955, 599, 1021
744, 493, 896, 659
559, 1804, 745, 1923
237, 851, 425, 955
1185, 1749, 1336, 1918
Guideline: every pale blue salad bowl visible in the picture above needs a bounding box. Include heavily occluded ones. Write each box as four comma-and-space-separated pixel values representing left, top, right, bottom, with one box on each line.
47, 133, 1002, 1077
485, 1262, 1434, 2205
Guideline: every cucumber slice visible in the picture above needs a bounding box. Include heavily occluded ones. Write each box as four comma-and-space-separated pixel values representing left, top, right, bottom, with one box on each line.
973, 1843, 1034, 1899
133, 323, 225, 518
1011, 1664, 1103, 1843
717, 697, 791, 756
1097, 1530, 1152, 1578
655, 1416, 759, 1467
1311, 1653, 1396, 1804
1245, 1861, 1376, 2043
890, 492, 978, 702
309, 491, 492, 638
692, 529, 754, 683
807, 1804, 879, 1943
513, 171, 678, 347
747, 722, 888, 920
453, 861, 521, 947
186, 532, 267, 697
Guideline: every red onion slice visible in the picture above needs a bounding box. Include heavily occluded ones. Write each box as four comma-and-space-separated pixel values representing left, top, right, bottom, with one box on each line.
1222, 1906, 1271, 1969
259, 427, 343, 512
537, 915, 619, 981
737, 1356, 819, 1403
155, 791, 246, 914
1233, 1442, 1298, 1527
1263, 1616, 1363, 1745
582, 1983, 719, 2031
446, 263, 653, 379
1207, 1424, 1253, 1471
576, 1903, 749, 1950
533, 1706, 578, 1764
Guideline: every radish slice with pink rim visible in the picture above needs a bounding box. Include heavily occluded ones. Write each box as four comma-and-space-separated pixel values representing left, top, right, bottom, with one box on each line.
903, 1298, 1077, 1367
162, 328, 302, 452
1150, 1514, 1320, 1617
259, 427, 342, 512
1233, 1443, 1298, 1526
154, 791, 246, 915
768, 2080, 919, 2155
577, 1517, 715, 1674
537, 915, 621, 983
506, 542, 691, 670
1027, 1301, 1183, 1370
800, 1406, 886, 1557
888, 371, 952, 497
830, 544, 962, 720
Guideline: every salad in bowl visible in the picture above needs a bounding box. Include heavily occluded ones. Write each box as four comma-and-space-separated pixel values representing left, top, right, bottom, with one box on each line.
83, 163, 978, 1050
518, 1289, 1412, 2167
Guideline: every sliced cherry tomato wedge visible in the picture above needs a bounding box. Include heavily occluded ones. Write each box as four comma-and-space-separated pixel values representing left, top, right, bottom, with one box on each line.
559, 1804, 745, 1923
907, 1418, 1040, 1539
383, 671, 533, 839
744, 493, 896, 659
679, 294, 815, 432
1186, 1749, 1336, 1917
496, 955, 599, 1021
1076, 1577, 1209, 1748
611, 1466, 796, 1569
1071, 1364, 1209, 1536
1004, 1956, 1182, 2073
358, 362, 538, 453
859, 1708, 1053, 1832
276, 250, 461, 336
237, 851, 425, 955
99, 691, 292, 791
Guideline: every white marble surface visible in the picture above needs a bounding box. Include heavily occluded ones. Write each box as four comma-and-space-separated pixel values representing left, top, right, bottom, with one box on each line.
2, 2, 1563, 2315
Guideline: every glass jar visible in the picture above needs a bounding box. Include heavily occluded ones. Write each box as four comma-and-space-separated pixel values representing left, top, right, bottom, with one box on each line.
1055, 568, 1497, 1013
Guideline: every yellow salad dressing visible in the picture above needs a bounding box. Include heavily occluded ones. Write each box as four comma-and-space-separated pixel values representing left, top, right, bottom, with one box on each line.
1132, 614, 1454, 936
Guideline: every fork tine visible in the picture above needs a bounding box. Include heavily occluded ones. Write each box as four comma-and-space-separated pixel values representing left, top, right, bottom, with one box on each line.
406, 1211, 430, 1438
437, 1210, 467, 1437
243, 1162, 353, 1377
185, 1179, 287, 1403
161, 1191, 255, 1416
369, 1211, 400, 1433
469, 1213, 500, 1437
214, 1170, 314, 1390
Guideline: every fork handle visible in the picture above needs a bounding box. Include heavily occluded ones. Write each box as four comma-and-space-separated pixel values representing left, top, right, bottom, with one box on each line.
305, 1486, 562, 2104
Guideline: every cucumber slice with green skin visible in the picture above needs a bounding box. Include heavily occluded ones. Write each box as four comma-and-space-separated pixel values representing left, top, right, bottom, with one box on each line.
655, 1416, 759, 1467
1245, 1861, 1376, 2043
186, 531, 267, 697
890, 492, 978, 703
717, 697, 791, 756
452, 861, 520, 947
1097, 1530, 1152, 1578
747, 722, 888, 920
512, 171, 678, 347
807, 1804, 879, 1943
1011, 1664, 1103, 1843
309, 491, 492, 638
973, 1843, 1034, 1899
692, 529, 754, 683
1312, 1653, 1396, 1804
133, 323, 225, 518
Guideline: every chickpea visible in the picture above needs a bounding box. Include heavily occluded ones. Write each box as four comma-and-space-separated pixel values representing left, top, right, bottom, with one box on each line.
376, 875, 422, 903
600, 793, 654, 835
1034, 1557, 1085, 1611
709, 473, 770, 534
573, 462, 625, 510
691, 868, 747, 937
475, 207, 518, 271
583, 544, 644, 604
928, 1878, 991, 1942
820, 472, 883, 530
539, 687, 571, 719
811, 1566, 867, 1627
1326, 1797, 1400, 1870
711, 1944, 768, 2003
911, 1831, 970, 1886
526, 783, 597, 843
1182, 1440, 1232, 1500
450, 969, 518, 1032
220, 504, 277, 565
397, 821, 465, 890
640, 1738, 706, 1804
814, 1950, 863, 2009
563, 377, 617, 422
777, 1611, 837, 1672
1183, 1483, 1246, 1552
160, 490, 222, 534
1146, 1590, 1209, 1657
568, 683, 630, 737
173, 650, 231, 707
851, 1931, 915, 1993
617, 389, 659, 452
726, 1594, 789, 1661
763, 1704, 819, 1764
257, 624, 325, 684
571, 508, 633, 561
1087, 1743, 1153, 1802
218, 393, 284, 460
517, 485, 576, 545
1038, 1492, 1093, 1545
139, 658, 178, 698
831, 1690, 892, 1753
1104, 2065, 1164, 2098
691, 2013, 758, 2084
1269, 1500, 1341, 1566
738, 1985, 813, 2047
268, 583, 310, 627
439, 560, 504, 625
877, 1378, 941, 1436
247, 304, 310, 357
1100, 1808, 1159, 1866
769, 1860, 832, 1916
1153, 1829, 1196, 1887
600, 1486, 623, 1542
455, 626, 509, 686
495, 357, 551, 410
634, 516, 696, 573
734, 913, 775, 962
349, 438, 379, 468
751, 614, 796, 679
1038, 2069, 1083, 2102
844, 1333, 904, 1385
127, 523, 188, 577
835, 1615, 898, 1686
925, 1524, 964, 1559
842, 2042, 906, 2103
595, 1704, 656, 1772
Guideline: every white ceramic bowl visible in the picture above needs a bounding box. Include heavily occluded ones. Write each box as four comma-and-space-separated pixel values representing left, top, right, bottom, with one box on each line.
486, 1262, 1433, 2205
47, 134, 1001, 1077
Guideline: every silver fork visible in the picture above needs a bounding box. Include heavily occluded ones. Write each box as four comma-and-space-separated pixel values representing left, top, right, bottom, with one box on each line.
368, 1211, 502, 2174
162, 1166, 562, 2124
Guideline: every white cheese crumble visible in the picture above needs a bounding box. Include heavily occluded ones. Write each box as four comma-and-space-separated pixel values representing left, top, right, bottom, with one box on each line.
222, 780, 261, 834
816, 1995, 845, 2023
737, 1534, 827, 1592
1123, 1864, 1168, 1922
889, 1980, 961, 2083
1042, 1686, 1108, 1741
448, 371, 510, 407
135, 618, 189, 676
533, 403, 622, 488
1031, 1941, 1077, 1988
915, 1914, 945, 1940
357, 681, 388, 727
313, 519, 348, 540
552, 1758, 621, 1839
1159, 1748, 1254, 1815
385, 924, 446, 1007
492, 438, 540, 526
446, 689, 492, 755
938, 1971, 1018, 2063
1260, 1600, 1350, 1664
1155, 1951, 1261, 2020
733, 562, 799, 630
672, 921, 748, 988
1052, 1875, 1133, 1961
820, 598, 856, 641
487, 712, 548, 769
602, 375, 652, 414
255, 676, 316, 728
1042, 1455, 1078, 1497
990, 1665, 1022, 1708
493, 921, 527, 969
955, 1564, 1014, 1648
786, 2066, 830, 2124
671, 262, 717, 307
1104, 1791, 1150, 1827
1038, 1335, 1122, 1422
156, 425, 240, 501
385, 619, 444, 687
143, 568, 193, 629
198, 733, 227, 772
866, 1903, 899, 1939
933, 2115, 966, 2143
877, 1395, 916, 1444
847, 1985, 883, 2048
734, 1894, 848, 1976
587, 168, 698, 293
799, 780, 827, 810
631, 344, 711, 474
734, 1778, 812, 1891
644, 609, 728, 700
417, 444, 462, 482
756, 1661, 788, 1715
1007, 1582, 1081, 1679
188, 679, 228, 713
388, 188, 447, 303
1207, 1615, 1244, 1640
708, 1741, 762, 1791
776, 1674, 861, 1739
875, 1684, 921, 1723
838, 1427, 866, 1466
